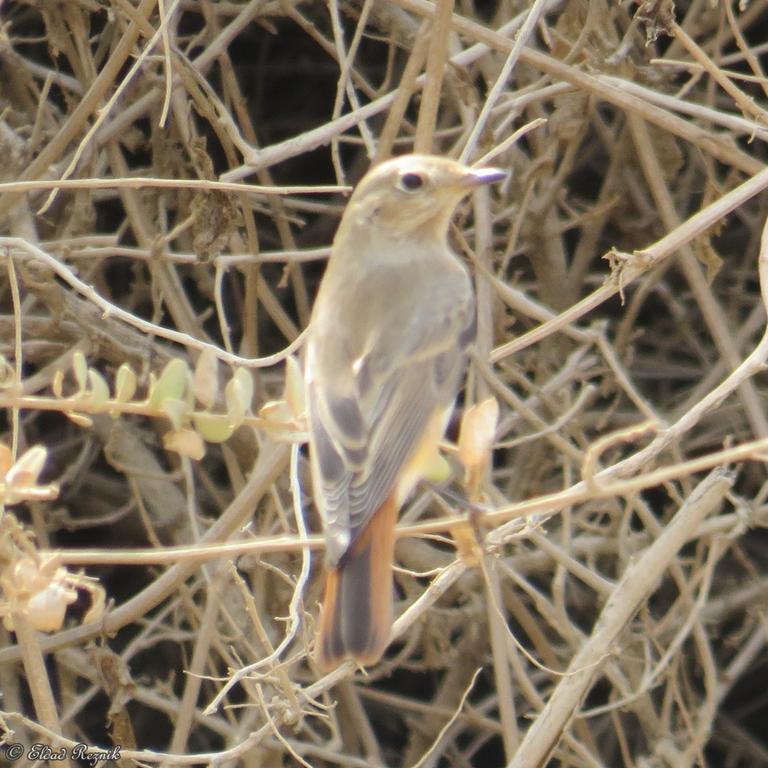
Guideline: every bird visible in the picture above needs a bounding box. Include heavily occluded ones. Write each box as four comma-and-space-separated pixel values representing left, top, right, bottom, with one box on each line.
305, 153, 506, 670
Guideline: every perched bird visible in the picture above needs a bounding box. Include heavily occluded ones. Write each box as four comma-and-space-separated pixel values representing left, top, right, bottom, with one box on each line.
306, 154, 506, 670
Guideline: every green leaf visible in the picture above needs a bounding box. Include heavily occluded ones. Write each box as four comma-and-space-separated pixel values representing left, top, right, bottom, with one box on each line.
114, 363, 137, 403
149, 358, 190, 408
193, 412, 235, 443
88, 369, 110, 409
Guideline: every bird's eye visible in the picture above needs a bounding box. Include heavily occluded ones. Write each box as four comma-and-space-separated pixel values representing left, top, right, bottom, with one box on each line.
398, 172, 424, 192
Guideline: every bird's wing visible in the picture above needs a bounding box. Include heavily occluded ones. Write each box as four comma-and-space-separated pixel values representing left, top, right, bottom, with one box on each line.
308, 289, 474, 565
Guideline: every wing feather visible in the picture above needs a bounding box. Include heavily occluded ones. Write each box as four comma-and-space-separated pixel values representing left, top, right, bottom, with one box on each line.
308, 267, 475, 566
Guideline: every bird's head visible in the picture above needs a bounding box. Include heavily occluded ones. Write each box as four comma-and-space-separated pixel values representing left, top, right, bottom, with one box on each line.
343, 154, 506, 238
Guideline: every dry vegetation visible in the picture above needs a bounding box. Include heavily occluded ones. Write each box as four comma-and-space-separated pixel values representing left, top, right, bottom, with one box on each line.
2, 0, 768, 765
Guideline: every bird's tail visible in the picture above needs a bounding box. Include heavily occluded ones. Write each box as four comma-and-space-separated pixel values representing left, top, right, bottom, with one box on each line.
315, 495, 398, 671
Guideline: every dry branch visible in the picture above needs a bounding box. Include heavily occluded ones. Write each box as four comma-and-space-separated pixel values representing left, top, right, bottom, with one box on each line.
1, 1, 768, 766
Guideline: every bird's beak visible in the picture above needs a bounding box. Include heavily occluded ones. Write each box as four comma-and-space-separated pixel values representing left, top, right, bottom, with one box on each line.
460, 166, 508, 187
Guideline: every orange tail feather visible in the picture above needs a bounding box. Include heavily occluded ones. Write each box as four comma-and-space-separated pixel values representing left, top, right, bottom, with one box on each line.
315, 495, 398, 671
